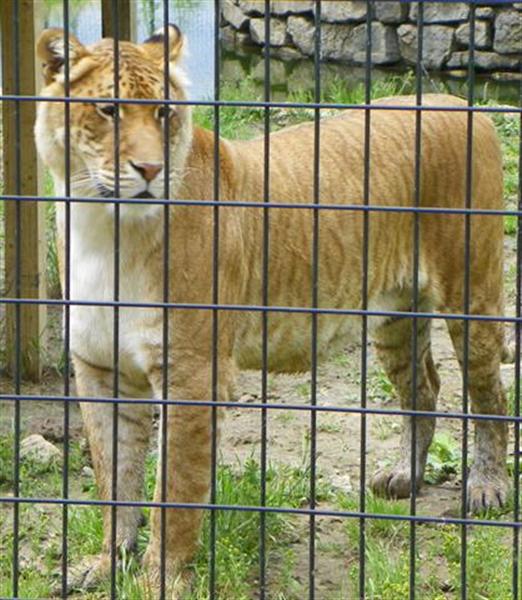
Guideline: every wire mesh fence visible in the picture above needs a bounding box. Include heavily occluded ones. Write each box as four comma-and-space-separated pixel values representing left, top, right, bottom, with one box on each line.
1, 0, 522, 598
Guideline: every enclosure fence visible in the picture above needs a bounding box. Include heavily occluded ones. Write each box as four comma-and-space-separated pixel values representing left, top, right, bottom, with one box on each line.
1, 1, 522, 599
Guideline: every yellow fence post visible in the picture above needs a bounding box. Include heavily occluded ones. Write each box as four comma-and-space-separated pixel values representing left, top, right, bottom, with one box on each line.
101, 0, 134, 41
2, 0, 47, 381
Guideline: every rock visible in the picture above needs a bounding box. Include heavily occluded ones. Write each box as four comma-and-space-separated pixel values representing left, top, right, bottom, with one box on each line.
410, 2, 469, 24
270, 1, 314, 16
476, 7, 495, 20
320, 24, 353, 61
221, 58, 247, 82
236, 31, 253, 46
221, 25, 237, 46
375, 1, 408, 24
321, 1, 367, 23
250, 17, 288, 46
237, 0, 265, 15
447, 50, 521, 71
81, 466, 94, 478
398, 24, 455, 70
446, 69, 468, 79
494, 10, 522, 54
20, 434, 61, 468
268, 45, 305, 61
223, 0, 249, 30
491, 71, 522, 81
252, 57, 287, 85
455, 21, 492, 50
287, 15, 315, 56
330, 473, 353, 492
349, 22, 401, 65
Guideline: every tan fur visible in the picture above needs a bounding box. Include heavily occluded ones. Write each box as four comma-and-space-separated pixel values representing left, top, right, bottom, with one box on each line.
35, 27, 508, 595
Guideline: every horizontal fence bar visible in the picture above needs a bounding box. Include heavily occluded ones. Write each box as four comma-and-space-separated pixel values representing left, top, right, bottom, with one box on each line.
2, 392, 522, 425
2, 193, 522, 218
0, 495, 520, 530
0, 297, 518, 324
1, 93, 520, 114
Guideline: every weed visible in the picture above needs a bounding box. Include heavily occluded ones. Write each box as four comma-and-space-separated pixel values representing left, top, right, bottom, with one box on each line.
369, 368, 395, 402
425, 432, 460, 485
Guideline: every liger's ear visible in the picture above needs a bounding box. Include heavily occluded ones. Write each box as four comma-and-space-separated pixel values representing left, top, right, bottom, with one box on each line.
36, 28, 88, 84
142, 23, 185, 64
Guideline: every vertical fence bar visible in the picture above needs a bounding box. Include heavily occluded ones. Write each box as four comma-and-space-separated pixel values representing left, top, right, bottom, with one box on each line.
259, 0, 271, 597
160, 3, 171, 598
409, 3, 424, 598
309, 2, 322, 598
359, 2, 374, 597
209, 1, 222, 596
61, 1, 72, 596
110, 0, 121, 596
460, 4, 477, 600
512, 59, 522, 600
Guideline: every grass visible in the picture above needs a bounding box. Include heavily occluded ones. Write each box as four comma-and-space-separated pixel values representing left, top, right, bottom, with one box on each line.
0, 432, 328, 599
336, 490, 518, 599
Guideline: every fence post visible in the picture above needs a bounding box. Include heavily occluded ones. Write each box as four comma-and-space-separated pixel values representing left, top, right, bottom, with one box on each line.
1, 0, 47, 381
101, 0, 134, 40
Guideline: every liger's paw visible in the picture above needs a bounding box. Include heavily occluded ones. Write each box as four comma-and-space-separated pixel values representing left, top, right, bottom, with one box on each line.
65, 553, 111, 593
370, 464, 420, 499
467, 469, 510, 514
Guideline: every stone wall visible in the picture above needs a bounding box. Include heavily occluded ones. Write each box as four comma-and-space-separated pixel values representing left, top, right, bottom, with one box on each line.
221, 1, 522, 77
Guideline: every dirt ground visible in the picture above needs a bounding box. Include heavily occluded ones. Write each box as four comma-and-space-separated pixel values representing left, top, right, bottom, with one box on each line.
0, 233, 518, 597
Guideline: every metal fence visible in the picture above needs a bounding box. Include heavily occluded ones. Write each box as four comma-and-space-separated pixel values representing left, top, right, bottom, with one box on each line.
1, 0, 522, 598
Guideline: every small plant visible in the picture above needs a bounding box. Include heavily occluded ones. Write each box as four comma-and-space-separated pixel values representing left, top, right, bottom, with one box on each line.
425, 432, 460, 485
369, 368, 395, 402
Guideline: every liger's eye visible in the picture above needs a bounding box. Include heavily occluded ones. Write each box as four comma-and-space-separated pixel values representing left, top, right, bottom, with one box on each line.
157, 105, 176, 119
96, 104, 117, 118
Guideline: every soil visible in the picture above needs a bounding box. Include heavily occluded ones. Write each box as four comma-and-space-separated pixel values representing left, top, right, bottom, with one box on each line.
0, 236, 518, 598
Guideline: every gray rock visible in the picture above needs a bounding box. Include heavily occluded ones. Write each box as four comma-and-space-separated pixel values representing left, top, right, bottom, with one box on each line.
375, 1, 408, 24
287, 15, 315, 56
270, 1, 314, 15
456, 21, 492, 50
221, 58, 248, 82
410, 2, 469, 24
348, 22, 401, 65
398, 24, 455, 70
81, 466, 94, 478
223, 0, 250, 30
236, 31, 252, 46
322, 24, 354, 61
250, 17, 288, 46
287, 60, 315, 93
20, 434, 61, 468
491, 71, 522, 81
252, 58, 287, 85
476, 7, 495, 20
221, 25, 237, 46
321, 1, 367, 23
269, 45, 306, 61
238, 0, 265, 15
494, 10, 522, 54
447, 50, 521, 71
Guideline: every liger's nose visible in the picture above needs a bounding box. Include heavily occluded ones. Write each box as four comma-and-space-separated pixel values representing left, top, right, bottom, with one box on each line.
129, 161, 163, 182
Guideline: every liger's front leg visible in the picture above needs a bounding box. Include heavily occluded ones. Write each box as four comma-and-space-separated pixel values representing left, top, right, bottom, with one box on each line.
143, 364, 226, 597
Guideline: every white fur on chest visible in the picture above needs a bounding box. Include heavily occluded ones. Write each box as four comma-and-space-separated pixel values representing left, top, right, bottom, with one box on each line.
59, 202, 163, 378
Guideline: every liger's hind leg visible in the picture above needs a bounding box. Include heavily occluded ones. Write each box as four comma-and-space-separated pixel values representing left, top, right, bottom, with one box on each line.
371, 316, 440, 499
446, 318, 509, 513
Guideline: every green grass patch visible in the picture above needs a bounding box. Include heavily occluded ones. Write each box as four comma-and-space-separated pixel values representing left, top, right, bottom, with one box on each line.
0, 439, 326, 599
337, 489, 518, 599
